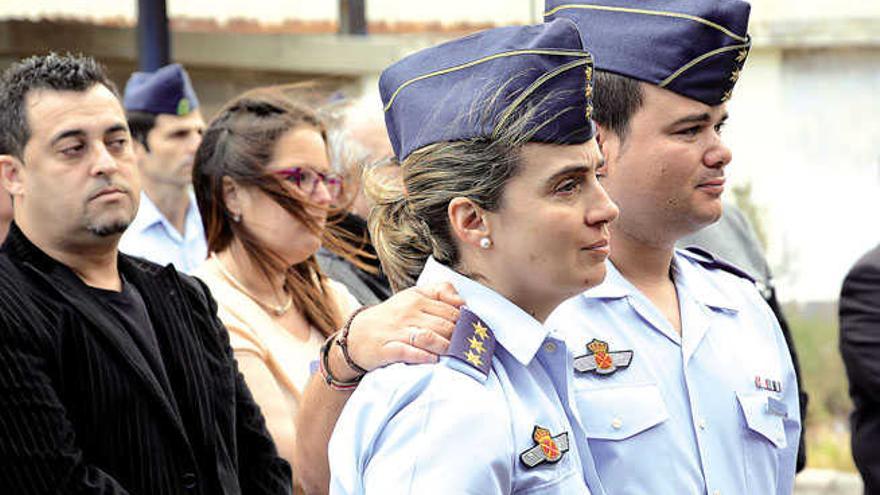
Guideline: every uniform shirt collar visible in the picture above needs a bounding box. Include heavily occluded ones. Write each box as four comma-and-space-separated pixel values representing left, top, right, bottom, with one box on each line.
582, 255, 740, 312
672, 250, 741, 312
128, 191, 164, 233
417, 257, 550, 366
581, 259, 629, 299
129, 190, 202, 243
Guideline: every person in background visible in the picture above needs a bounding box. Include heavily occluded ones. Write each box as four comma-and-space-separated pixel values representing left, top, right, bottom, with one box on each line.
840, 243, 880, 493
119, 63, 207, 272
680, 200, 808, 472
317, 95, 394, 305
544, 0, 801, 493
0, 53, 290, 494
328, 19, 618, 494
192, 87, 462, 490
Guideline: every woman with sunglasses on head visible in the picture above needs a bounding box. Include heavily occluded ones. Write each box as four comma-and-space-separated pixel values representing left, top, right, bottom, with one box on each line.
327, 20, 618, 494
191, 88, 463, 491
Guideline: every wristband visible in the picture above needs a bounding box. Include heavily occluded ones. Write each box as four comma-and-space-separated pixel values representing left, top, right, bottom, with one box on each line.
336, 305, 371, 375
319, 331, 362, 391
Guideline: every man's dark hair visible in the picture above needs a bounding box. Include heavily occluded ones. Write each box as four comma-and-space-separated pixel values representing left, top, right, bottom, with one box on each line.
126, 110, 157, 151
593, 70, 644, 141
0, 53, 119, 159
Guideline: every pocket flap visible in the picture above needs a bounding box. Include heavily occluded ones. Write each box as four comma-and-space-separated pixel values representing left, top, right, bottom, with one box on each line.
736, 391, 787, 448
577, 384, 669, 440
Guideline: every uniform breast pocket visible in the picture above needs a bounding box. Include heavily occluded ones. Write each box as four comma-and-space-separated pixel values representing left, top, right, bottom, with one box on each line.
576, 384, 669, 441
736, 391, 787, 449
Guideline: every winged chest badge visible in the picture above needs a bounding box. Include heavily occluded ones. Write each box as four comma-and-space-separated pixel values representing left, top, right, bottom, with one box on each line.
573, 339, 633, 375
520, 426, 570, 468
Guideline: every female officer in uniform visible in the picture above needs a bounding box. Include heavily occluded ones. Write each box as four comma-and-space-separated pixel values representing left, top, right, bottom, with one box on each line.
328, 18, 618, 494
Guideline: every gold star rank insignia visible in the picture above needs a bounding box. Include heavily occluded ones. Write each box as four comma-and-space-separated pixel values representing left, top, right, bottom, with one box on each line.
445, 308, 496, 377
472, 321, 489, 340
468, 335, 486, 354
465, 350, 483, 367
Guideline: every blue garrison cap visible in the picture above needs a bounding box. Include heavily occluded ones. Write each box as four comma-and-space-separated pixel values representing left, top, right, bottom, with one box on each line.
380, 19, 596, 161
123, 63, 200, 116
545, 0, 751, 105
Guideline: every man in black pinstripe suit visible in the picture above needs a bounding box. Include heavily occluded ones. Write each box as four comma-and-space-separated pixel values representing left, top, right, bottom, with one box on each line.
0, 54, 292, 494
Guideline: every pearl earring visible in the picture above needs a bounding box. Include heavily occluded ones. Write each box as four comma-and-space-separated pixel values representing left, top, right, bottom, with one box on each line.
479, 237, 492, 249
233, 213, 241, 223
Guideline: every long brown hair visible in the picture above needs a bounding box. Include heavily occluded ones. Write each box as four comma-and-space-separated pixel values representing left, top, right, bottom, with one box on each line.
193, 87, 361, 336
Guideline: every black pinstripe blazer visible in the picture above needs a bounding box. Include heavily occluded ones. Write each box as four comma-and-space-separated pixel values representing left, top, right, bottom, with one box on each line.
0, 223, 292, 494
841, 244, 880, 494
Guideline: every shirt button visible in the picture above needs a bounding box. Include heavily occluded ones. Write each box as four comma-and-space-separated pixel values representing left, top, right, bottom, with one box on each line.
181, 472, 197, 490
712, 491, 721, 495
611, 417, 623, 429
543, 342, 557, 353
698, 419, 707, 430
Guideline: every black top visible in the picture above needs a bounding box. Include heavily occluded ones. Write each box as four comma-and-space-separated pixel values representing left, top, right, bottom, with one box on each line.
0, 222, 291, 494
86, 276, 173, 399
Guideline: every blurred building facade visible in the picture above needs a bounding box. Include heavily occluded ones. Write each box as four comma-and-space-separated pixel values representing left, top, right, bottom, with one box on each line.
1, 0, 878, 302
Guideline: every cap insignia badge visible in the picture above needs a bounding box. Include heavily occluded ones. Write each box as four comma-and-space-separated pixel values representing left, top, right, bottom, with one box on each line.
176, 98, 191, 116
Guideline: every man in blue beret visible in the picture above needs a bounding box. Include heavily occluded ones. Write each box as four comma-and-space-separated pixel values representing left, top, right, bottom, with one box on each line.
118, 63, 207, 272
544, 1, 801, 494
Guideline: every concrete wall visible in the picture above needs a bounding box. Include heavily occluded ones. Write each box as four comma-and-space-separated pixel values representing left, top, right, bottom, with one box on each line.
724, 42, 880, 301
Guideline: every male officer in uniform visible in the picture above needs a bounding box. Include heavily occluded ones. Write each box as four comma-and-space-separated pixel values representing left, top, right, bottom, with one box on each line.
118, 63, 207, 272
545, 1, 801, 494
681, 200, 808, 471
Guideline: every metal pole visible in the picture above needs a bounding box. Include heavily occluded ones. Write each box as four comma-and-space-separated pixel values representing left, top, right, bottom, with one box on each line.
137, 0, 170, 71
339, 0, 367, 36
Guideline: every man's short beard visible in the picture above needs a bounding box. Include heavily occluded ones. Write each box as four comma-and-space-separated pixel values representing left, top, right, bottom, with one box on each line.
87, 220, 130, 237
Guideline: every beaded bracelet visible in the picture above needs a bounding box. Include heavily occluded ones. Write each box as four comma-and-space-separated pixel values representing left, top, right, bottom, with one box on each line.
336, 305, 371, 375
319, 331, 362, 391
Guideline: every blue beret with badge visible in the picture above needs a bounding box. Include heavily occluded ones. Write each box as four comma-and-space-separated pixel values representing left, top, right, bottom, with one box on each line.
380, 18, 596, 161
123, 63, 200, 116
544, 0, 751, 105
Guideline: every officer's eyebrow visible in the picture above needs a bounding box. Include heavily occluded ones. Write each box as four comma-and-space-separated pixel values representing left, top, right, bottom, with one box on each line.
544, 161, 599, 185
669, 111, 729, 129
51, 123, 128, 145
668, 112, 711, 128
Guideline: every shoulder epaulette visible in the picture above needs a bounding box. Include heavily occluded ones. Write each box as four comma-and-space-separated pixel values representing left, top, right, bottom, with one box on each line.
444, 307, 496, 378
681, 246, 755, 283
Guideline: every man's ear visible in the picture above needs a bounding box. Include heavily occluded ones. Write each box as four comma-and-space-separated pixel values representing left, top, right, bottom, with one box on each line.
132, 139, 148, 163
0, 154, 25, 196
448, 197, 490, 250
594, 122, 619, 165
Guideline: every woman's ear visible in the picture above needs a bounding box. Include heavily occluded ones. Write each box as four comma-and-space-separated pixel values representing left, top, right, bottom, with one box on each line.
222, 176, 243, 219
448, 197, 490, 250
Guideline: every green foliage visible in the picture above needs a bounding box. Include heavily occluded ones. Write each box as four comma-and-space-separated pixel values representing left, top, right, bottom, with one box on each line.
785, 301, 856, 471
731, 182, 768, 252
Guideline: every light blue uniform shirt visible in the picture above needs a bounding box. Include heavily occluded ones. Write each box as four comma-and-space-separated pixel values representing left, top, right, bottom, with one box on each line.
119, 191, 207, 273
546, 249, 800, 495
329, 257, 597, 494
